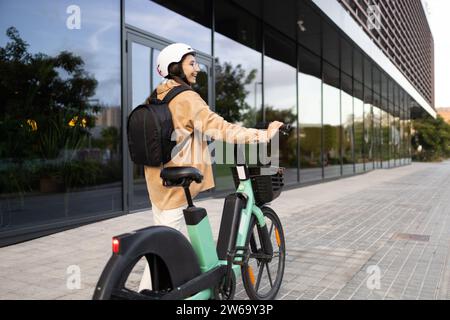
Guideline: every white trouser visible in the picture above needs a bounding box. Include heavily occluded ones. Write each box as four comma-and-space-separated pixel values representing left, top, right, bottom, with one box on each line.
138, 204, 185, 292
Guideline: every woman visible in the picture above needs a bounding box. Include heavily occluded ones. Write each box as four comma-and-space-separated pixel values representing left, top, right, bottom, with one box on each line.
145, 43, 283, 231
139, 43, 282, 291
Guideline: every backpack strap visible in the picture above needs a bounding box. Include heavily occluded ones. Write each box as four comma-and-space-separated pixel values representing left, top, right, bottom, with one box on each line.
162, 85, 193, 104
160, 85, 194, 169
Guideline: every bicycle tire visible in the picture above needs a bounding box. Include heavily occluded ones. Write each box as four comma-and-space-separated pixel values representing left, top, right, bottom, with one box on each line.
94, 253, 174, 300
241, 206, 286, 300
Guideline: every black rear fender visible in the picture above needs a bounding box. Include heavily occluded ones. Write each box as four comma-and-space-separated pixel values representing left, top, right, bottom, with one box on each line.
93, 226, 201, 299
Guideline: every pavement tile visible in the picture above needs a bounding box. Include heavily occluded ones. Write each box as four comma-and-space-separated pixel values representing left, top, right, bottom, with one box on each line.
1, 162, 450, 300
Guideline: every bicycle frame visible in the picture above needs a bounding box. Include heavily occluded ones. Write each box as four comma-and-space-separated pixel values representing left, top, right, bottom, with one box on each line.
183, 164, 266, 300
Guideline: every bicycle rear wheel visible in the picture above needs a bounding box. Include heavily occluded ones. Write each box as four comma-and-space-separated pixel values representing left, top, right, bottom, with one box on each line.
241, 206, 285, 300
94, 253, 174, 300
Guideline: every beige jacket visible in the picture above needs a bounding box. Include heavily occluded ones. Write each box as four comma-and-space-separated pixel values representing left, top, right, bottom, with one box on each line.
145, 80, 271, 210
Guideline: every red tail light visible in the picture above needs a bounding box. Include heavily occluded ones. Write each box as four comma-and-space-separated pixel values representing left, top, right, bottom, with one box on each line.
112, 238, 120, 254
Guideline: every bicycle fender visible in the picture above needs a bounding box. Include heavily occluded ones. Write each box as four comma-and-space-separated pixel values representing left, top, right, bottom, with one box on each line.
93, 226, 201, 299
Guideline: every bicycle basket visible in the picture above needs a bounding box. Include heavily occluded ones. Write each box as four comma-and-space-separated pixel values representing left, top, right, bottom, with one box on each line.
231, 166, 285, 206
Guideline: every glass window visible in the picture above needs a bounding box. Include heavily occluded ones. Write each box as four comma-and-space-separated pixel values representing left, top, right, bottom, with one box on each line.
388, 77, 394, 103
131, 43, 151, 107
400, 92, 406, 164
0, 0, 122, 237
264, 28, 298, 185
381, 99, 390, 168
341, 72, 354, 176
364, 86, 373, 170
354, 80, 365, 173
373, 95, 382, 169
323, 62, 341, 179
373, 67, 381, 95
231, 0, 262, 19
389, 93, 395, 168
341, 38, 353, 77
322, 21, 340, 68
353, 49, 363, 83
406, 96, 412, 162
396, 88, 401, 166
393, 85, 400, 166
297, 0, 322, 56
299, 47, 322, 183
213, 0, 263, 191
364, 57, 372, 90
264, 0, 296, 41
125, 0, 212, 54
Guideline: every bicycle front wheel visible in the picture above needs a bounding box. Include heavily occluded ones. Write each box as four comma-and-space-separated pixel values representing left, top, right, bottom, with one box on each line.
241, 206, 286, 300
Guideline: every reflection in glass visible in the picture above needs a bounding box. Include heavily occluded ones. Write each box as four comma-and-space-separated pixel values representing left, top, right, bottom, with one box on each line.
406, 99, 412, 163
298, 0, 321, 55
373, 104, 382, 169
125, 0, 211, 54
213, 0, 262, 191
264, 29, 298, 185
394, 87, 401, 166
341, 73, 354, 176
322, 21, 340, 68
0, 0, 121, 235
323, 63, 341, 179
364, 87, 373, 171
299, 48, 322, 183
132, 43, 151, 108
389, 98, 396, 168
354, 81, 365, 173
381, 99, 390, 168
400, 101, 404, 165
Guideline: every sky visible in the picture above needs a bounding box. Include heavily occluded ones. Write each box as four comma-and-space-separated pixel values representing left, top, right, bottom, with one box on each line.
424, 0, 450, 108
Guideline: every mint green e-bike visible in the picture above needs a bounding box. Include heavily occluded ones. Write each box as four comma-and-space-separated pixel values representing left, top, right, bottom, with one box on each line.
93, 125, 289, 300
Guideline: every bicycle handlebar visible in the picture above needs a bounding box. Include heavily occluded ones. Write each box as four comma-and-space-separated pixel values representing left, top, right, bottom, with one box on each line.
254, 122, 292, 135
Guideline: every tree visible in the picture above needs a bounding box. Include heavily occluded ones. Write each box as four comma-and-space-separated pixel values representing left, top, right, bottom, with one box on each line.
0, 27, 99, 162
214, 59, 256, 123
412, 115, 450, 161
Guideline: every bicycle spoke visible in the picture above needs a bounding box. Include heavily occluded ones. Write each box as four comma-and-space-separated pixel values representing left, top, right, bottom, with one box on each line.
265, 263, 274, 287
268, 220, 274, 238
255, 261, 265, 292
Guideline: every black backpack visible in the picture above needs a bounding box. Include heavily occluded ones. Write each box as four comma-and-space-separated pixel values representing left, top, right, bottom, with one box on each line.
127, 85, 192, 166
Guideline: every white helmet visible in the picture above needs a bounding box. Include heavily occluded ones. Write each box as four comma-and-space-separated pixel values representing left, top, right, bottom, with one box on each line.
157, 43, 195, 78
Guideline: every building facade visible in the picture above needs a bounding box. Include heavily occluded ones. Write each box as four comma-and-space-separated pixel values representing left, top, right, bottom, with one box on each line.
338, 0, 434, 108
0, 0, 435, 246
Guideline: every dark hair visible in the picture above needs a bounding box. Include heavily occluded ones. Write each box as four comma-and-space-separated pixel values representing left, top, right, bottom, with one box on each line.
168, 62, 184, 78
167, 52, 196, 86
145, 53, 195, 103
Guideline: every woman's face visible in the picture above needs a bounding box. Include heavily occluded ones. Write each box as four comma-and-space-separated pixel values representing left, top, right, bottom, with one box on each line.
181, 54, 201, 84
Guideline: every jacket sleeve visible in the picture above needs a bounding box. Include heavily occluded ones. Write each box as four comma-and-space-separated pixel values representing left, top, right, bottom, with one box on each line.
183, 91, 272, 144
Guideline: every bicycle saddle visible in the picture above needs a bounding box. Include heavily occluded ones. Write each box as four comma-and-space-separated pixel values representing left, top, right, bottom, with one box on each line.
160, 166, 203, 187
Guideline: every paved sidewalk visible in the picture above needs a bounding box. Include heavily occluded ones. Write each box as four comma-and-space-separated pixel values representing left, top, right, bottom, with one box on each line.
1, 162, 449, 300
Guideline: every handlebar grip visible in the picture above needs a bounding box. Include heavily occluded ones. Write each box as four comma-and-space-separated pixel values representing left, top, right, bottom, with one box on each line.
254, 122, 291, 135
280, 124, 291, 132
